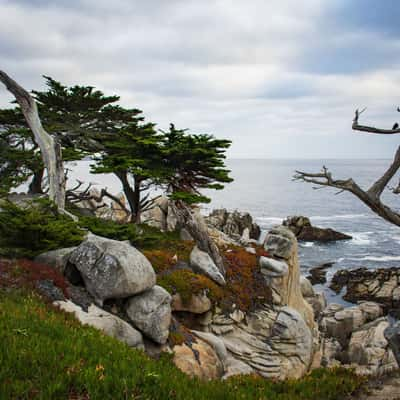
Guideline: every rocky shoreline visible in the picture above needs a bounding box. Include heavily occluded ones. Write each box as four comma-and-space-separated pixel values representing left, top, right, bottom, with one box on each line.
22, 200, 397, 382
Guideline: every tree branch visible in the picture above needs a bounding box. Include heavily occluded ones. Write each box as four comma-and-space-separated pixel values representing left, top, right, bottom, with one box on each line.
294, 166, 400, 227
367, 145, 400, 198
352, 108, 400, 134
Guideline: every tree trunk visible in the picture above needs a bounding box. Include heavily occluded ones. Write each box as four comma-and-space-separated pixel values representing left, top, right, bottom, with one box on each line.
0, 71, 66, 210
171, 201, 225, 275
115, 170, 140, 223
28, 167, 44, 194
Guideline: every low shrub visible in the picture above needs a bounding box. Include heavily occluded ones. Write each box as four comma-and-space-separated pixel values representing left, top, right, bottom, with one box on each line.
78, 216, 188, 250
158, 269, 223, 304
0, 258, 69, 296
0, 198, 85, 258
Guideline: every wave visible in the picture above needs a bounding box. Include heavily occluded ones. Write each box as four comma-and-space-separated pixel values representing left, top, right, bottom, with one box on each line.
337, 255, 400, 263
348, 232, 374, 246
300, 242, 314, 248
310, 214, 368, 222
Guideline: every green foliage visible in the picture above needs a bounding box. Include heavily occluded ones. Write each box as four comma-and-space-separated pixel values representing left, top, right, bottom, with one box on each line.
161, 124, 233, 204
158, 269, 223, 304
0, 198, 84, 258
0, 289, 364, 400
78, 216, 181, 250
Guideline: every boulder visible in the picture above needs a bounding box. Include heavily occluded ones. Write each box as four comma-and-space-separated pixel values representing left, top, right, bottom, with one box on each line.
330, 267, 400, 311
348, 317, 397, 376
189, 246, 226, 285
283, 216, 352, 242
172, 338, 224, 380
126, 285, 172, 344
68, 234, 156, 304
171, 292, 212, 314
35, 247, 77, 274
54, 300, 144, 348
205, 209, 261, 241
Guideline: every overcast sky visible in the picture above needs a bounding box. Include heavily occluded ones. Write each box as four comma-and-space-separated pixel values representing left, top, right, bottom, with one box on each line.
1, 0, 400, 158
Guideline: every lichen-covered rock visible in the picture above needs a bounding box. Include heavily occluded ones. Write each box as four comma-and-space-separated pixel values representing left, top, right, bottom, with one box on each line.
68, 234, 156, 304
126, 285, 172, 344
190, 246, 226, 285
54, 300, 144, 348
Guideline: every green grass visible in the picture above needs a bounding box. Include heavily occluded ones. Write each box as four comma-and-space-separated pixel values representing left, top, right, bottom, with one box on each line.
0, 289, 364, 400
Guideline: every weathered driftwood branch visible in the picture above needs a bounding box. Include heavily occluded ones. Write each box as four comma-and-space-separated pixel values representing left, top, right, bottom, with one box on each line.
294, 153, 400, 227
170, 201, 225, 276
352, 108, 400, 134
0, 71, 67, 210
294, 107, 400, 228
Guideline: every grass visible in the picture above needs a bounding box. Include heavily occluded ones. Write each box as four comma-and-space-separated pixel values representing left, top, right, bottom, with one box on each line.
0, 288, 364, 400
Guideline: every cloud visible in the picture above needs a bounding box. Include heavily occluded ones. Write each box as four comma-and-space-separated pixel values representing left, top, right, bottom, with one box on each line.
0, 0, 399, 158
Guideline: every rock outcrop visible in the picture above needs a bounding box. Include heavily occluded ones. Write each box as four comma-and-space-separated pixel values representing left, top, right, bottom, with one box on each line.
205, 209, 261, 241
54, 300, 144, 349
306, 262, 334, 285
183, 225, 318, 380
283, 216, 352, 242
262, 226, 315, 329
69, 234, 156, 304
125, 285, 172, 344
172, 337, 224, 380
330, 267, 400, 311
319, 301, 397, 376
206, 305, 313, 379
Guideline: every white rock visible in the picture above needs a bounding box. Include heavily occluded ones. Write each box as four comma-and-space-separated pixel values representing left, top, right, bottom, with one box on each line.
190, 246, 226, 285
54, 300, 144, 348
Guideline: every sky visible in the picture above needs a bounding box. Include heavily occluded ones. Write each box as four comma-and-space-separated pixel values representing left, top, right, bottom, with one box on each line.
1, 0, 400, 159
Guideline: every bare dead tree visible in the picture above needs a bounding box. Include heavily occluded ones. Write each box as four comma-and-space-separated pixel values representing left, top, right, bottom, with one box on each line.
294, 107, 400, 227
0, 71, 67, 212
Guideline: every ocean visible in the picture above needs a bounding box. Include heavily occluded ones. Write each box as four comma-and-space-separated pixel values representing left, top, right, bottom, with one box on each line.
67, 158, 400, 304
